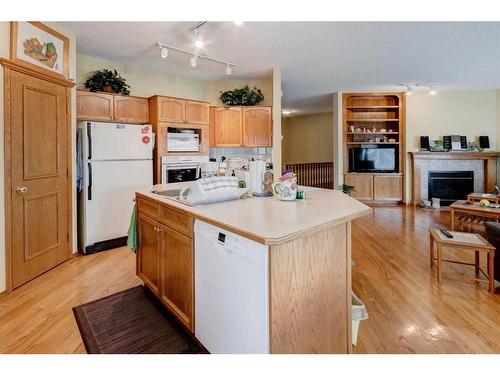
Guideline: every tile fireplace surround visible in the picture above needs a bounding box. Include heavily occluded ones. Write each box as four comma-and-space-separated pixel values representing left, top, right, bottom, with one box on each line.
409, 152, 498, 206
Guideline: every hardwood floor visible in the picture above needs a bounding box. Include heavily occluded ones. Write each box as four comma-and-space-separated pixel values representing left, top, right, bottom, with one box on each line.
0, 206, 499, 354
352, 206, 500, 353
0, 248, 141, 353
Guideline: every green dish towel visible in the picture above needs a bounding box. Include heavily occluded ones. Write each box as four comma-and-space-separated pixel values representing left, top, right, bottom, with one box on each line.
127, 204, 138, 253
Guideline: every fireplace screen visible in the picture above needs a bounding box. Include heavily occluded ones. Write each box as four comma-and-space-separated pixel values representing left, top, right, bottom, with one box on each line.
428, 171, 474, 206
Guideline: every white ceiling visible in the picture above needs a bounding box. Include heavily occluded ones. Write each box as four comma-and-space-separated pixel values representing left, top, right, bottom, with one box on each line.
62, 21, 500, 115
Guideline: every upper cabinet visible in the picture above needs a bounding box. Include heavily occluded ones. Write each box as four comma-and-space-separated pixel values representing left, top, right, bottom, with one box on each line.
149, 96, 209, 125
77, 90, 149, 124
211, 106, 272, 147
243, 107, 272, 147
77, 91, 114, 121
114, 96, 150, 124
214, 106, 243, 147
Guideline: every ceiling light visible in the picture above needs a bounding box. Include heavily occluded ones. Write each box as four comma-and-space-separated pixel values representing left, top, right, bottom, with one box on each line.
406, 85, 414, 95
429, 88, 437, 95
194, 29, 204, 48
225, 64, 232, 76
282, 110, 292, 115
160, 46, 168, 58
190, 55, 198, 67
234, 21, 244, 26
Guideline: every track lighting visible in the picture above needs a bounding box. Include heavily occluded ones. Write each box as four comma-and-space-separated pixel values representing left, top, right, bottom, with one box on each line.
234, 21, 244, 26
429, 88, 437, 95
160, 46, 168, 58
190, 55, 198, 67
194, 29, 204, 48
225, 64, 232, 76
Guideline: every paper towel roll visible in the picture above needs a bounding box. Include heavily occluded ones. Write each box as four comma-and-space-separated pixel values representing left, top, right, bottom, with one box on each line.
251, 160, 266, 194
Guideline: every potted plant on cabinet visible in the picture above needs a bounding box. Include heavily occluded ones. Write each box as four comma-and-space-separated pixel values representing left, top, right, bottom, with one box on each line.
84, 69, 131, 95
219, 85, 264, 106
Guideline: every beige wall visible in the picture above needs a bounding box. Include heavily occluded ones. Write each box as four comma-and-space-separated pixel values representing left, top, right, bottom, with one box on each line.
404, 90, 498, 202
0, 22, 77, 293
205, 77, 273, 106
282, 112, 334, 164
77, 53, 207, 100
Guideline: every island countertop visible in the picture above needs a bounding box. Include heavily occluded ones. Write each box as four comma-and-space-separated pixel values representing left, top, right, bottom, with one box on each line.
137, 183, 371, 245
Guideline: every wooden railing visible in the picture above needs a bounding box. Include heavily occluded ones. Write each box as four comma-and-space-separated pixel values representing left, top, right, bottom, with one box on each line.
282, 162, 334, 189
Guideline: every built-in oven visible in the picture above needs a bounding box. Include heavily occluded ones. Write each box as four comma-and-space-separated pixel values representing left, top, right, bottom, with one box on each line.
161, 155, 209, 184
167, 132, 200, 152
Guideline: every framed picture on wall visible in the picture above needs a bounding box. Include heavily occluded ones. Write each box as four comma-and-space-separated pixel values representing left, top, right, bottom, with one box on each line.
10, 21, 69, 79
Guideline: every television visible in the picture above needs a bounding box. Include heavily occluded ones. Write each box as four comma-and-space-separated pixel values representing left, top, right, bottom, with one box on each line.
349, 146, 397, 173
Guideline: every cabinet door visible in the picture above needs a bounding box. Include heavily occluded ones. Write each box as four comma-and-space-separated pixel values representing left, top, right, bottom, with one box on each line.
373, 175, 403, 201
77, 91, 113, 121
214, 106, 243, 147
344, 174, 373, 200
137, 213, 161, 296
185, 100, 209, 125
158, 97, 186, 123
243, 107, 272, 147
114, 96, 149, 123
160, 225, 194, 331
208, 107, 215, 147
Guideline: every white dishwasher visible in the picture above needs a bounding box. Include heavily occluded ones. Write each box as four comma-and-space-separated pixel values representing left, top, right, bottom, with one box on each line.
194, 219, 269, 354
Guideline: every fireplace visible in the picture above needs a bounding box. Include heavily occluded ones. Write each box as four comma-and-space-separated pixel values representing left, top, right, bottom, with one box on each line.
428, 171, 474, 206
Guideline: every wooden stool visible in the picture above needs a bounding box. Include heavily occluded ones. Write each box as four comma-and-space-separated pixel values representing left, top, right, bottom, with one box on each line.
429, 229, 496, 293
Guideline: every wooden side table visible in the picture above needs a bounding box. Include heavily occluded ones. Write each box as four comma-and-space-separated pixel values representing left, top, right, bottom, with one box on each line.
449, 200, 500, 231
429, 229, 496, 293
467, 193, 500, 204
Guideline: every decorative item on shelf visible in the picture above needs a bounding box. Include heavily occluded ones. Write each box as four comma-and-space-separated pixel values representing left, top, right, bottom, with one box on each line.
467, 142, 478, 151
84, 69, 131, 95
388, 129, 394, 133
429, 139, 445, 152
10, 22, 70, 78
372, 126, 376, 132
355, 128, 362, 133
219, 85, 264, 106
350, 125, 355, 132
388, 138, 396, 143
380, 128, 386, 133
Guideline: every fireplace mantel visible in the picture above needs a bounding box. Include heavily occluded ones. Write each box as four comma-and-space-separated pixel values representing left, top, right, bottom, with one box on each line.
409, 151, 499, 205
410, 151, 498, 160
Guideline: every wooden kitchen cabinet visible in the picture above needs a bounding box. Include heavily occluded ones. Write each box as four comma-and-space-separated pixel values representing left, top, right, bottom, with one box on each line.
373, 175, 403, 201
160, 225, 194, 330
243, 107, 272, 147
214, 106, 243, 147
113, 95, 149, 123
209, 107, 216, 147
77, 90, 149, 123
137, 212, 161, 296
77, 91, 114, 121
186, 100, 209, 125
136, 196, 194, 332
153, 96, 186, 123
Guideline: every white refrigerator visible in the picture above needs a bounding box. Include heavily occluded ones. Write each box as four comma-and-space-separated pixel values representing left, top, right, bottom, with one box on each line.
78, 121, 153, 254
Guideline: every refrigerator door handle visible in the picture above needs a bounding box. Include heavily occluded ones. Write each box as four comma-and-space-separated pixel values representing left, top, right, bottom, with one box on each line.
87, 163, 92, 200
87, 122, 92, 160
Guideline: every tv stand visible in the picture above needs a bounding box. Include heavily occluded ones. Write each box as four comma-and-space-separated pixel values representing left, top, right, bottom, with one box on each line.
342, 93, 405, 202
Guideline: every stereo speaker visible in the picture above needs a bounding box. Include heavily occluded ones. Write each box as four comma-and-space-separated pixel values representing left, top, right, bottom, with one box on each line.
420, 136, 430, 150
479, 136, 490, 149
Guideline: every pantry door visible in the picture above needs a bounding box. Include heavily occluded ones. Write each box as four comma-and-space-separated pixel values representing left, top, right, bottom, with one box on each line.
7, 68, 71, 290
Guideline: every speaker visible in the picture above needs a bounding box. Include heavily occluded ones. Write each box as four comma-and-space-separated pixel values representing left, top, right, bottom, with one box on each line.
443, 136, 451, 150
479, 136, 490, 149
420, 136, 430, 150
460, 136, 467, 149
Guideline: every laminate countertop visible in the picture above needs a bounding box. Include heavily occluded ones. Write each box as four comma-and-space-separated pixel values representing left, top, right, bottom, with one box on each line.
137, 183, 372, 245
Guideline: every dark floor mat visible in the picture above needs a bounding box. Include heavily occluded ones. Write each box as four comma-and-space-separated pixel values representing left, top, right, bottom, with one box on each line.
73, 285, 202, 354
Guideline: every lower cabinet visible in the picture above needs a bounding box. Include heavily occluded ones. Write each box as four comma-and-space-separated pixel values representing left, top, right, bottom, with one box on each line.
344, 174, 403, 201
136, 209, 194, 332
159, 225, 194, 330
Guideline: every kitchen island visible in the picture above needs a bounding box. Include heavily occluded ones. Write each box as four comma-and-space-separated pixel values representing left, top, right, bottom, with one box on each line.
135, 183, 371, 354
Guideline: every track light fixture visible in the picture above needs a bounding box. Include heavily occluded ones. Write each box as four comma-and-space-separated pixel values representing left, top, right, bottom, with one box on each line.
194, 28, 204, 48
234, 21, 244, 26
157, 42, 236, 75
160, 46, 168, 58
190, 55, 198, 67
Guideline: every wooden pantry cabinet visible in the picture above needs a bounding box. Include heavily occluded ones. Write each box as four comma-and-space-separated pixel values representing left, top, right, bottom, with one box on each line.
149, 95, 209, 125
211, 106, 272, 147
77, 90, 149, 123
136, 195, 195, 332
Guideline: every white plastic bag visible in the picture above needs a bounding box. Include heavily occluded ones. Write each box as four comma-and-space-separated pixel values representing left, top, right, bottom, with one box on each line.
179, 176, 248, 206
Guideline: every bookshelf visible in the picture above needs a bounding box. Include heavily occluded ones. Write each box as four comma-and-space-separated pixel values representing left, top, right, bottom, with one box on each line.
342, 93, 406, 202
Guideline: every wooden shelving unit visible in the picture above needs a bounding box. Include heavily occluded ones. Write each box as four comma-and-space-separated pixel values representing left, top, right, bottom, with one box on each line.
343, 92, 406, 203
